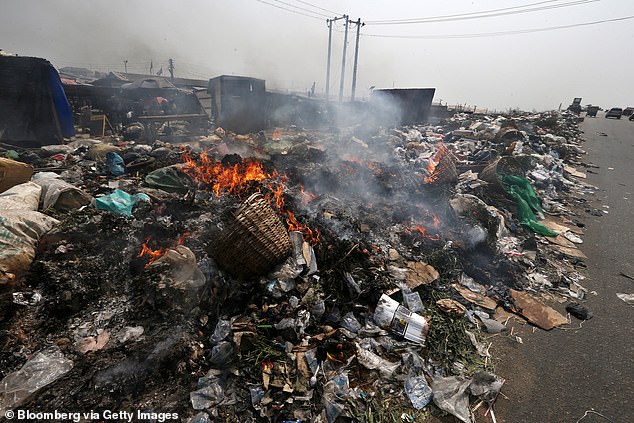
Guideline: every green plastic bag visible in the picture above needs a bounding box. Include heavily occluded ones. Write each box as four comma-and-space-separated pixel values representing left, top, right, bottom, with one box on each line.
95, 189, 150, 217
145, 166, 192, 194
501, 175, 557, 236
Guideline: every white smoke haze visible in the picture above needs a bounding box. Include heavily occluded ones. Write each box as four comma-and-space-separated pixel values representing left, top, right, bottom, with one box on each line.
2, 0, 633, 110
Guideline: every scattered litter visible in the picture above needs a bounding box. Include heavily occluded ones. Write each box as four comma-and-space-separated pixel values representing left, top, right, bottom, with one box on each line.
566, 303, 593, 320
616, 293, 634, 306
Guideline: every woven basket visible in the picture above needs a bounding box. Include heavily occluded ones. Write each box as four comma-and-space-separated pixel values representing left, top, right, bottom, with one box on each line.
427, 149, 458, 185
212, 193, 291, 279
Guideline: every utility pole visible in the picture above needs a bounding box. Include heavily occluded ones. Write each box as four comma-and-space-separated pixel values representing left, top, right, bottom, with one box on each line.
338, 15, 349, 103
351, 18, 364, 102
168, 59, 174, 81
123, 60, 128, 73
326, 19, 333, 101
325, 16, 344, 101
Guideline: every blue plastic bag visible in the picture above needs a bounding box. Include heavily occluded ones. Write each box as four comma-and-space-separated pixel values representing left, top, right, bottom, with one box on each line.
106, 152, 126, 176
95, 189, 150, 216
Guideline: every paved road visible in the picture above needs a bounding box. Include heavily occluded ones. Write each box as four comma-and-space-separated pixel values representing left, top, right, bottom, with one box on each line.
493, 112, 634, 423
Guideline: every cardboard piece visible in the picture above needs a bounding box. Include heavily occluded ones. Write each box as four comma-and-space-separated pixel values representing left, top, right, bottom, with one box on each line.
509, 289, 568, 330
0, 158, 33, 193
406, 261, 439, 289
452, 284, 497, 311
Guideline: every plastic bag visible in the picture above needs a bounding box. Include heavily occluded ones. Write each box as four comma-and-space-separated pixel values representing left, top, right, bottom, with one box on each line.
187, 412, 211, 423
209, 342, 234, 367
106, 152, 126, 176
210, 319, 232, 345
431, 376, 472, 423
190, 383, 224, 410
501, 175, 556, 236
144, 165, 192, 194
0, 346, 73, 414
469, 372, 504, 402
405, 375, 433, 409
150, 245, 206, 291
354, 343, 399, 378
323, 372, 349, 423
341, 312, 362, 334
403, 291, 424, 313
94, 189, 150, 216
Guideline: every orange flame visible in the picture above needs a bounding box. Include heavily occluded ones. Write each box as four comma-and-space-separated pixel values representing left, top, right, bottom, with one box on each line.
183, 152, 270, 197
138, 232, 190, 268
405, 224, 440, 241
138, 240, 166, 268
433, 214, 440, 227
299, 184, 316, 206
286, 210, 321, 246
182, 152, 320, 245
424, 143, 449, 184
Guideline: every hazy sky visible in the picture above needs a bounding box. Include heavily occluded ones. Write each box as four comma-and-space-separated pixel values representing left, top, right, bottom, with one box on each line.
1, 0, 633, 111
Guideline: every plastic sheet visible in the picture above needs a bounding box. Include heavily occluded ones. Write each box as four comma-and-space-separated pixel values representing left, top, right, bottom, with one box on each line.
190, 383, 224, 410
354, 343, 399, 378
502, 175, 557, 236
0, 346, 73, 414
94, 189, 150, 217
144, 165, 192, 194
404, 375, 433, 409
431, 376, 472, 423
210, 319, 232, 344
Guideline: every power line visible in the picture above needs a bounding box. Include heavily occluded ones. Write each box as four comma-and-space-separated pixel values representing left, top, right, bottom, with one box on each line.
367, 0, 559, 23
293, 0, 342, 16
252, 0, 324, 20
362, 14, 634, 39
266, 0, 330, 18
366, 0, 598, 24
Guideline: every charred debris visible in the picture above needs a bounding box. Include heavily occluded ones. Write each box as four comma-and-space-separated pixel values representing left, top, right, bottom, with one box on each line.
0, 59, 595, 423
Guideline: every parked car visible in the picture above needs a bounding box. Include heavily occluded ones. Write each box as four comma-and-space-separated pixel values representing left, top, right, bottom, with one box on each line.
622, 107, 634, 116
605, 107, 623, 119
629, 113, 634, 121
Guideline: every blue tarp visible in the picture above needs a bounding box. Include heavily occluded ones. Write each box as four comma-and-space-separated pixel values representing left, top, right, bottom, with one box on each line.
0, 55, 74, 146
48, 66, 75, 138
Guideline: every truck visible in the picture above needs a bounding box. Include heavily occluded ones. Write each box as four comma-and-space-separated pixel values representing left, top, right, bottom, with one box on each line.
567, 97, 582, 114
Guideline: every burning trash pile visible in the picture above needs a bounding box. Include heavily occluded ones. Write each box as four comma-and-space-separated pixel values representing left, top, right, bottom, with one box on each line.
0, 109, 593, 422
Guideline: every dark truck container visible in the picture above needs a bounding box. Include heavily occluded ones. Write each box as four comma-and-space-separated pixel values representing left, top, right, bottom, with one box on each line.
370, 88, 436, 125
208, 75, 266, 133
567, 97, 582, 114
